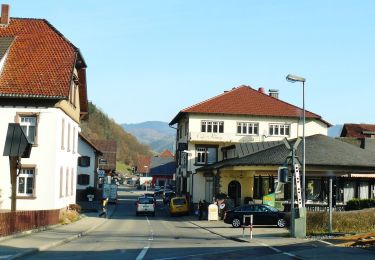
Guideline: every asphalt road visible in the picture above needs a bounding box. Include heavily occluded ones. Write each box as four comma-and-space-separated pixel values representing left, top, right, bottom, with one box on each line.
27, 187, 371, 260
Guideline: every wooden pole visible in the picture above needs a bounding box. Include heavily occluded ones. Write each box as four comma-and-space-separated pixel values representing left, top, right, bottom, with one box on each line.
9, 156, 18, 212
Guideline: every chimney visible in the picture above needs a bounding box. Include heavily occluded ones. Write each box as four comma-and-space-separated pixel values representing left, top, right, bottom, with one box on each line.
269, 89, 279, 99
258, 87, 265, 94
0, 4, 10, 26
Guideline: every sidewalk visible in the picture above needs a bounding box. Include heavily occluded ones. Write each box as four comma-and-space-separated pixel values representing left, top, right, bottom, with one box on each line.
0, 203, 116, 260
188, 218, 375, 259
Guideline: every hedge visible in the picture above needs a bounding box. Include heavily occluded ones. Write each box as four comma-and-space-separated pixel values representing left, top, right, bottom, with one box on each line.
345, 198, 375, 211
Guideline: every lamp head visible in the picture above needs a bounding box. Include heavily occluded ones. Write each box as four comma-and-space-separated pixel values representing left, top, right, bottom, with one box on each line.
286, 74, 306, 83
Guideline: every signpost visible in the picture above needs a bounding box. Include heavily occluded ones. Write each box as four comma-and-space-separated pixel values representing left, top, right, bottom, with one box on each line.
283, 137, 306, 238
3, 123, 32, 212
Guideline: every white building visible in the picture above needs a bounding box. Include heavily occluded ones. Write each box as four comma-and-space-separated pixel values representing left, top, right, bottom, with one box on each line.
0, 6, 88, 211
76, 133, 103, 201
169, 86, 330, 203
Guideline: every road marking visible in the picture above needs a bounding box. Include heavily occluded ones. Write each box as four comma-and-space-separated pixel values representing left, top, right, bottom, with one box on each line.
0, 255, 13, 259
154, 248, 250, 260
317, 240, 334, 246
136, 246, 149, 260
146, 216, 154, 241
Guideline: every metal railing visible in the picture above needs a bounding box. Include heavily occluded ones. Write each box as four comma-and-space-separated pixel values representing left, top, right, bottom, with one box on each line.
0, 209, 60, 237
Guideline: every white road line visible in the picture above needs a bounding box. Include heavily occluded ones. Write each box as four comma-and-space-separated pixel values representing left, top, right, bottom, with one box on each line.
136, 246, 150, 260
318, 240, 334, 246
0, 255, 13, 259
257, 241, 301, 259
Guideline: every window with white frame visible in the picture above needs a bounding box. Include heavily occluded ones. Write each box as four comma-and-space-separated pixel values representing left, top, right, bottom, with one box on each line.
66, 169, 69, 197
61, 118, 65, 150
17, 168, 35, 196
20, 116, 37, 144
196, 146, 217, 165
201, 121, 224, 133
237, 122, 259, 135
269, 124, 290, 136
60, 167, 63, 198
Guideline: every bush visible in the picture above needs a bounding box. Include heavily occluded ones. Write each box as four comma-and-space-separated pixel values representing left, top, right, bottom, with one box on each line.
345, 198, 375, 211
69, 203, 82, 213
59, 209, 80, 225
307, 208, 375, 234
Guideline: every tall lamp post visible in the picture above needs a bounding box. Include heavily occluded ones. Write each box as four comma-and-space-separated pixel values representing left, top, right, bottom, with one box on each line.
286, 74, 306, 238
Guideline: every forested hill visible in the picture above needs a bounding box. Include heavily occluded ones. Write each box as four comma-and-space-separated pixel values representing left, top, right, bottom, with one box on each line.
80, 102, 153, 166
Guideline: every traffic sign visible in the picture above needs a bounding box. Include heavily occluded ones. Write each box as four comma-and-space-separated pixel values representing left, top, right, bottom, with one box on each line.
98, 170, 105, 178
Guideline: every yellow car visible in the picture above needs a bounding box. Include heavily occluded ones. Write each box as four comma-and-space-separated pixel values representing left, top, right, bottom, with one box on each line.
169, 197, 189, 216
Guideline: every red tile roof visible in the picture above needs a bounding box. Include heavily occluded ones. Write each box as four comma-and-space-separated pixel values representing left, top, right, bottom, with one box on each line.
159, 149, 174, 157
170, 86, 330, 126
0, 18, 86, 100
341, 124, 375, 138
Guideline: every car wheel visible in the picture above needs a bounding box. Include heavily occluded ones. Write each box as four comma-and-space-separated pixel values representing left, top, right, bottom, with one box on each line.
277, 218, 286, 228
232, 218, 241, 228
136, 212, 139, 216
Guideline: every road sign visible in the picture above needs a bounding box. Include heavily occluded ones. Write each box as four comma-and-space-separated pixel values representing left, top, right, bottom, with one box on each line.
98, 170, 105, 178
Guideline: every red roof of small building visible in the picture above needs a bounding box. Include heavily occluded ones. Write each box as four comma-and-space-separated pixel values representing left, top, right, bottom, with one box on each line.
159, 149, 174, 158
91, 140, 117, 171
341, 124, 375, 138
170, 86, 330, 126
0, 17, 86, 101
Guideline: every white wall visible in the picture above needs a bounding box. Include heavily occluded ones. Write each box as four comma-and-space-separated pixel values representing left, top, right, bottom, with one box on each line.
0, 107, 79, 210
77, 137, 96, 190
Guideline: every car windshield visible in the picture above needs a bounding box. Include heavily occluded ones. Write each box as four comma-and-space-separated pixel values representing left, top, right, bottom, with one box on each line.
173, 198, 186, 205
138, 198, 154, 204
263, 205, 278, 212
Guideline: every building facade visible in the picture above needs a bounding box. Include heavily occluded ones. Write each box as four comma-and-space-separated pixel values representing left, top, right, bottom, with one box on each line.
169, 86, 330, 203
0, 5, 88, 211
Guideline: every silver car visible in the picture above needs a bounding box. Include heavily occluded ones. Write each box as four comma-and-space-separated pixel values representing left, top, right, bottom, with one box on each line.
135, 196, 155, 216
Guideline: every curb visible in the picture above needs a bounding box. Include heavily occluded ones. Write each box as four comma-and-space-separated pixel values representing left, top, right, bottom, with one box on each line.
9, 204, 118, 259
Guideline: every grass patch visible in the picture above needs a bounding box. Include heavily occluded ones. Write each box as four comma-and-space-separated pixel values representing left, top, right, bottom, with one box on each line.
116, 161, 130, 174
307, 208, 375, 234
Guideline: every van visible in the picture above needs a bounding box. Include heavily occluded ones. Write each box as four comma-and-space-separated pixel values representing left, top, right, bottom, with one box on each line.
169, 197, 189, 216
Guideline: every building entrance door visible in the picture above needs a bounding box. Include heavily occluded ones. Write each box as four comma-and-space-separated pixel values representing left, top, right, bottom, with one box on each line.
228, 180, 241, 206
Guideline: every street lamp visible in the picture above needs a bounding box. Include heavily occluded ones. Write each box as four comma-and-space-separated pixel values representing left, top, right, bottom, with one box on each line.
286, 74, 306, 207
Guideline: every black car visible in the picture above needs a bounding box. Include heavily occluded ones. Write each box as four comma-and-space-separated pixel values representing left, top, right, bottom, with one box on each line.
223, 204, 287, 228
163, 191, 176, 205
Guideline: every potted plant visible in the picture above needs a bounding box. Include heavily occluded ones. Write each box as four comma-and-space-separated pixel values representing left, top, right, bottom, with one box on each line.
85, 186, 95, 201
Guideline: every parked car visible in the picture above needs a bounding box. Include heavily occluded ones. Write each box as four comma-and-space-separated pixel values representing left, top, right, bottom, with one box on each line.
169, 197, 189, 216
135, 196, 155, 216
223, 204, 287, 228
163, 191, 176, 205
143, 193, 157, 205
154, 187, 163, 197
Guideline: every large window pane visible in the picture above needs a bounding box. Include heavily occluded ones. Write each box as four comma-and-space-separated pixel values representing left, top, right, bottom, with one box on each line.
219, 122, 224, 133
207, 148, 217, 164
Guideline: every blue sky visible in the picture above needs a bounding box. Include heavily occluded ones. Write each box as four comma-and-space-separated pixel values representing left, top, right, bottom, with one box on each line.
7, 1, 375, 125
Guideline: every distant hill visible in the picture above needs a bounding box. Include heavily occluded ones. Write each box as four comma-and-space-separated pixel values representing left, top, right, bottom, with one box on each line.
80, 102, 153, 166
122, 121, 176, 153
